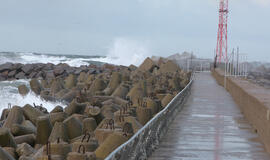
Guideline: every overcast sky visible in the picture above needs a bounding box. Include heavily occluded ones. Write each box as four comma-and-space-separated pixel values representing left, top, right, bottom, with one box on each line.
0, 0, 269, 61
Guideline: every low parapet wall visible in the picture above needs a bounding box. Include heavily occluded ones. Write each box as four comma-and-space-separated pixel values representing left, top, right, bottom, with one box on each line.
212, 68, 270, 152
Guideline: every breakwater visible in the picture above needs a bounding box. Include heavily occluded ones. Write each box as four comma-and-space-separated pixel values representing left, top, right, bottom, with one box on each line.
0, 57, 190, 160
212, 68, 270, 153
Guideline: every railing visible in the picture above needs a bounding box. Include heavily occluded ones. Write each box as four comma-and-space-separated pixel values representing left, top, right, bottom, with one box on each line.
105, 75, 194, 160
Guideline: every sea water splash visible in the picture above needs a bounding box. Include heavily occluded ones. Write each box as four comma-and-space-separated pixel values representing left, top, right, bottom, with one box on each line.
91, 38, 152, 66
0, 52, 94, 115
0, 80, 66, 115
0, 52, 102, 67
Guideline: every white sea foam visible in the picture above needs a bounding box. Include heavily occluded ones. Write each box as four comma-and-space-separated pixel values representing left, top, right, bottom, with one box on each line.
0, 80, 66, 115
0, 52, 93, 67
19, 53, 90, 67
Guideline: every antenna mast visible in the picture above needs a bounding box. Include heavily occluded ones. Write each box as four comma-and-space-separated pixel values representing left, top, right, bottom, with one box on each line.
216, 0, 229, 63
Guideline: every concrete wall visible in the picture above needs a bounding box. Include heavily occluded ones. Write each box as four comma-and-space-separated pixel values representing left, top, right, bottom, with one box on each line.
212, 68, 270, 153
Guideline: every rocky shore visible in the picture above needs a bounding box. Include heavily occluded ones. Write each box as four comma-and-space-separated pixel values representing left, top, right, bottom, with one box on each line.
0, 62, 105, 81
0, 57, 190, 160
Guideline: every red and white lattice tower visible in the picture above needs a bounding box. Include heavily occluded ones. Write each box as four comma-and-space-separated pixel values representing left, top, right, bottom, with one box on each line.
216, 0, 229, 63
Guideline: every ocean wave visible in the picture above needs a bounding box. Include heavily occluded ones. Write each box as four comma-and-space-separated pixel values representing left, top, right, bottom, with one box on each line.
0, 52, 103, 67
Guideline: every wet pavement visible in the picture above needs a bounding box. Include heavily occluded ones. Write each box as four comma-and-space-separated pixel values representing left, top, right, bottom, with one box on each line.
149, 72, 270, 160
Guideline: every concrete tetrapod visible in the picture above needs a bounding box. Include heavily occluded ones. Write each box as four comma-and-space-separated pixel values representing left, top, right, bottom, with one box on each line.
18, 84, 29, 96
3, 147, 17, 159
49, 112, 68, 126
3, 106, 24, 129
42, 139, 71, 159
36, 116, 52, 145
11, 124, 37, 136
14, 134, 36, 146
63, 116, 83, 140
64, 99, 86, 116
30, 79, 43, 95
16, 143, 36, 157
161, 93, 174, 107
37, 142, 65, 160
0, 128, 17, 148
72, 133, 98, 153
23, 104, 44, 124
65, 74, 77, 89
0, 147, 15, 160
95, 133, 128, 159
49, 122, 69, 143
67, 145, 88, 160
0, 57, 191, 160
136, 105, 152, 125
82, 118, 97, 133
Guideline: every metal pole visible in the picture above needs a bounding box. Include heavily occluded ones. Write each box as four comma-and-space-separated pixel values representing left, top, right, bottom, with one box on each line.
236, 47, 239, 76
224, 60, 227, 89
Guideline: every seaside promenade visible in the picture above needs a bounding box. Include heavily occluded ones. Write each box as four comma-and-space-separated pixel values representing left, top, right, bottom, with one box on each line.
149, 72, 270, 160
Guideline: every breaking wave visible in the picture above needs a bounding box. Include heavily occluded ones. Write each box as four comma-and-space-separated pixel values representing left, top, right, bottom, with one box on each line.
0, 79, 66, 115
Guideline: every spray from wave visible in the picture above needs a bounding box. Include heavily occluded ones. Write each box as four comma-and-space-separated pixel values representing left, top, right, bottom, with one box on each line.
0, 80, 66, 114
91, 38, 152, 66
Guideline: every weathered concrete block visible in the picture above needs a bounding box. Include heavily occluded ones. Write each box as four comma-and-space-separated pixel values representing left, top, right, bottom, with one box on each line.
64, 99, 86, 116
30, 79, 43, 95
14, 134, 36, 146
18, 155, 35, 160
94, 129, 114, 145
72, 137, 98, 153
65, 74, 77, 89
63, 116, 83, 140
49, 122, 69, 143
16, 143, 35, 157
82, 118, 97, 133
136, 106, 152, 125
86, 106, 102, 125
42, 141, 71, 159
50, 106, 64, 113
3, 106, 24, 129
89, 79, 106, 94
50, 78, 65, 96
95, 133, 128, 159
21, 120, 36, 132
36, 116, 52, 145
112, 84, 129, 99
18, 85, 30, 96
145, 98, 159, 115
11, 124, 37, 136
161, 93, 174, 107
61, 90, 77, 103
0, 108, 10, 121
23, 104, 44, 124
0, 128, 17, 148
67, 151, 88, 160
3, 147, 17, 159
49, 112, 68, 126
0, 147, 15, 160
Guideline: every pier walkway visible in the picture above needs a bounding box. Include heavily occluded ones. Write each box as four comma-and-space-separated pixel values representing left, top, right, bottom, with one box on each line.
149, 72, 270, 160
